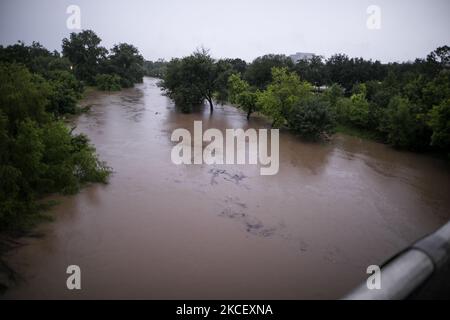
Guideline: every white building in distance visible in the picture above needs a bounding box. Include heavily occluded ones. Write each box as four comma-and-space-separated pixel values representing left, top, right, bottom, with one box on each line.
289, 52, 315, 63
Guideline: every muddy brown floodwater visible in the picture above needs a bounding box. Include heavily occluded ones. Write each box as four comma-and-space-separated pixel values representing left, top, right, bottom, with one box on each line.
3, 77, 450, 299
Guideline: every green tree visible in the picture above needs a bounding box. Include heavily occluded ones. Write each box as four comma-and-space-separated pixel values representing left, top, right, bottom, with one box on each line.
0, 63, 110, 232
334, 92, 370, 128
323, 83, 344, 107
287, 95, 335, 139
428, 99, 450, 152
228, 73, 250, 104
0, 41, 53, 72
294, 55, 327, 87
382, 96, 429, 149
46, 70, 84, 115
214, 59, 236, 104
347, 93, 370, 128
160, 49, 220, 113
223, 58, 247, 75
107, 43, 144, 88
144, 59, 168, 78
257, 67, 313, 127
95, 74, 122, 91
244, 54, 294, 90
0, 63, 50, 133
159, 58, 202, 112
62, 30, 108, 85
228, 74, 259, 120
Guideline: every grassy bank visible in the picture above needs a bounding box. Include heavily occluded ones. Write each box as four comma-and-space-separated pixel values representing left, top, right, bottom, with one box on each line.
334, 124, 384, 142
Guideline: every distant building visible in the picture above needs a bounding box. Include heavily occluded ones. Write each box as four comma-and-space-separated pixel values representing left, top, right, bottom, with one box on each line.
289, 52, 315, 63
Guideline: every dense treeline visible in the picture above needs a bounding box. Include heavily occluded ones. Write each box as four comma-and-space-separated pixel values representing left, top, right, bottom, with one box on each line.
61, 30, 145, 90
144, 59, 168, 78
0, 30, 145, 97
0, 29, 145, 233
160, 47, 450, 154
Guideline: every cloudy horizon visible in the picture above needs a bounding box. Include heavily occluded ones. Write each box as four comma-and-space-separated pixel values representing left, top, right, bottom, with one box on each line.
0, 0, 449, 63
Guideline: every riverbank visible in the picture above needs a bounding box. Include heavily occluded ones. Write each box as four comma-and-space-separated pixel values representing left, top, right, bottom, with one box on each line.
335, 124, 382, 142
0, 84, 114, 295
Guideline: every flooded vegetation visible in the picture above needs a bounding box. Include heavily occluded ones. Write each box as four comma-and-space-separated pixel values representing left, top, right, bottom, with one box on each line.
3, 77, 450, 299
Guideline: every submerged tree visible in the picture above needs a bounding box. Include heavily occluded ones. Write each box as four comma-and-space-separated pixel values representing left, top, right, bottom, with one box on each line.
287, 95, 335, 140
228, 74, 259, 120
257, 67, 313, 127
160, 49, 221, 113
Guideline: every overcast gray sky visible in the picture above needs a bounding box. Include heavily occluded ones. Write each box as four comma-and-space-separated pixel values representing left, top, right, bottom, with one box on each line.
0, 0, 449, 62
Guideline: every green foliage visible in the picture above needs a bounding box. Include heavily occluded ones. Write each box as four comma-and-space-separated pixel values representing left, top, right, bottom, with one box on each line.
323, 83, 344, 107
0, 33, 148, 234
228, 73, 250, 103
228, 74, 259, 119
287, 95, 335, 139
0, 42, 85, 117
62, 30, 108, 85
0, 41, 56, 74
421, 71, 450, 108
144, 59, 167, 78
325, 54, 386, 92
40, 122, 110, 194
223, 58, 248, 75
334, 91, 370, 129
428, 99, 450, 151
47, 70, 84, 115
426, 45, 450, 75
62, 31, 144, 89
107, 43, 144, 88
0, 63, 50, 131
95, 74, 122, 91
256, 67, 313, 127
160, 59, 201, 112
160, 49, 220, 112
294, 55, 327, 87
0, 63, 110, 233
213, 59, 239, 104
139, 45, 450, 154
347, 93, 370, 128
244, 54, 294, 90
382, 96, 429, 150
335, 124, 382, 141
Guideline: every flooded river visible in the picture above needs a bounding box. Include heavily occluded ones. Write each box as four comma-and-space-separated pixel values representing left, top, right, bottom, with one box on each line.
3, 77, 450, 299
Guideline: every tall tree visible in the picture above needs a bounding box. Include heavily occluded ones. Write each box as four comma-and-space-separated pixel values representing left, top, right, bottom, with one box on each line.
256, 67, 312, 127
107, 43, 144, 87
62, 30, 108, 84
160, 49, 220, 113
244, 54, 294, 90
228, 74, 259, 120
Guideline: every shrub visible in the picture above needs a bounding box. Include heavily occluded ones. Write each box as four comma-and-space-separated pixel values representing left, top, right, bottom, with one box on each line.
0, 63, 111, 232
287, 95, 335, 139
256, 67, 313, 127
382, 96, 430, 150
95, 74, 122, 91
47, 70, 84, 115
428, 99, 450, 152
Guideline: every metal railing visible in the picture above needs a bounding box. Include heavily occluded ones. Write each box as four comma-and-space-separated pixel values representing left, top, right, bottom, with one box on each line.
344, 221, 450, 300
